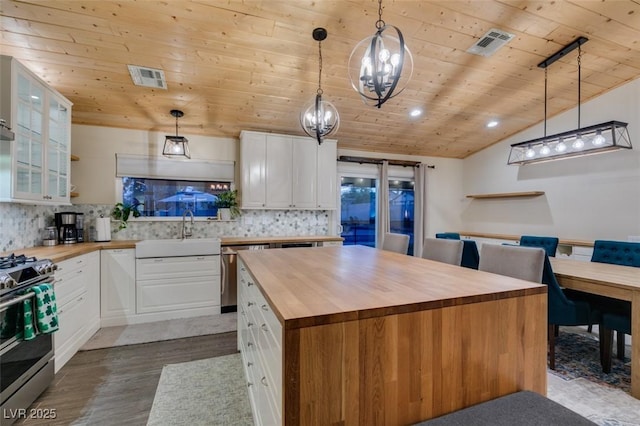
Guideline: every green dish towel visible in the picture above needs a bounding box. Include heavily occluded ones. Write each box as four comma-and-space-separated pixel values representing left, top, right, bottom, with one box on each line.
22, 283, 59, 340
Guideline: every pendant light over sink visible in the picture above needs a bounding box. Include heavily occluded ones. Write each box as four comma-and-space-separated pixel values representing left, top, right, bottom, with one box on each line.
163, 109, 190, 159
300, 27, 340, 145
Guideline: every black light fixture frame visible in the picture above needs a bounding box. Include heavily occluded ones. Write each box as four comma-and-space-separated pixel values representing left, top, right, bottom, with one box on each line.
508, 37, 632, 165
163, 109, 190, 159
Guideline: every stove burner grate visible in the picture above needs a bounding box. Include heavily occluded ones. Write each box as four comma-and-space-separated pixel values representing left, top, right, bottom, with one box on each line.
0, 253, 38, 269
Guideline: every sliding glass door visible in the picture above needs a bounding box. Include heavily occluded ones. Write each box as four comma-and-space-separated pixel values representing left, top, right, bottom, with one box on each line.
389, 180, 415, 255
340, 177, 376, 247
339, 173, 415, 254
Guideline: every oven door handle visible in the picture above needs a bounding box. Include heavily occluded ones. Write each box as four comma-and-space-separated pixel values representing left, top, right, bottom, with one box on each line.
0, 279, 58, 312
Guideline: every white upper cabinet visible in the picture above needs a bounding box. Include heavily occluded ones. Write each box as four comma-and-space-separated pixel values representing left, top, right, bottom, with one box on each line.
0, 55, 72, 205
240, 130, 337, 210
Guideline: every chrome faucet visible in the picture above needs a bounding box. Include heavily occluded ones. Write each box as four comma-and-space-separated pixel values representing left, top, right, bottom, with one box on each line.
182, 209, 194, 239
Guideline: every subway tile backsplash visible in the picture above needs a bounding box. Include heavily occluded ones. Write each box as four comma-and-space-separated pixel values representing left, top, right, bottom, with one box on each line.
0, 203, 331, 253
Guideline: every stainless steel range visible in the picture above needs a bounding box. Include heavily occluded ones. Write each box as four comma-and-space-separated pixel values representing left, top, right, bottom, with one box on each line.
0, 253, 57, 425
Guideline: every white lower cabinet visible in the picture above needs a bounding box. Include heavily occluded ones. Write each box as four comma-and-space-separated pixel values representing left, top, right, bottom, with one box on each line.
238, 258, 282, 426
100, 249, 136, 326
136, 255, 220, 315
53, 251, 100, 372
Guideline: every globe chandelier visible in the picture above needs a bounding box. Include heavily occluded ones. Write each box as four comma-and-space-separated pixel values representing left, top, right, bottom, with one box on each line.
300, 27, 339, 145
348, 0, 413, 108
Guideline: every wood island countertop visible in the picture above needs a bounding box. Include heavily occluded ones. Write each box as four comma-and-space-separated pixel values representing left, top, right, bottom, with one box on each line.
238, 244, 547, 329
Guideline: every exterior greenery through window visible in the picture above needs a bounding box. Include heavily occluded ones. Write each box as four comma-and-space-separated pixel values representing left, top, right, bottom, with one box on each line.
122, 177, 231, 217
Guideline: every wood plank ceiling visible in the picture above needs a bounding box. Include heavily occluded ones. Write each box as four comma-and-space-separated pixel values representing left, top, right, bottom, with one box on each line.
1, 0, 639, 158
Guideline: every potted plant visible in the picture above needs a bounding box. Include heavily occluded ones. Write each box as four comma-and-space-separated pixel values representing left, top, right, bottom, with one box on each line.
111, 202, 141, 231
215, 190, 240, 220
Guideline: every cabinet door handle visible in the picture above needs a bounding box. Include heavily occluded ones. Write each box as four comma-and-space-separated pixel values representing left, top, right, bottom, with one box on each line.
261, 324, 268, 332
247, 382, 253, 388
76, 270, 83, 274
247, 362, 253, 367
261, 376, 268, 386
261, 304, 269, 311
247, 322, 254, 327
247, 341, 253, 347
153, 259, 164, 262
247, 302, 254, 307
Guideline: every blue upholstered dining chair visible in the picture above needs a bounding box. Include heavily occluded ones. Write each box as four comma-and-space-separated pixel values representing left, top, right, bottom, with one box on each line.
460, 240, 480, 270
540, 253, 600, 370
590, 240, 639, 372
435, 232, 460, 240
591, 240, 640, 267
519, 235, 559, 257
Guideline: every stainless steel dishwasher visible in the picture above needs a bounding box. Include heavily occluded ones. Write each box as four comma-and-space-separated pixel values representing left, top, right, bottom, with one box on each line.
220, 244, 270, 313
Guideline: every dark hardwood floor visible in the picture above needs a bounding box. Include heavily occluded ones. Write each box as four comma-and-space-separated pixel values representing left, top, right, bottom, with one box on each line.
15, 332, 238, 426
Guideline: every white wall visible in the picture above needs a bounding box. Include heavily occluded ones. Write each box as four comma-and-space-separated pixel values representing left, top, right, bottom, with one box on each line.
70, 125, 237, 204
462, 78, 640, 241
337, 148, 465, 237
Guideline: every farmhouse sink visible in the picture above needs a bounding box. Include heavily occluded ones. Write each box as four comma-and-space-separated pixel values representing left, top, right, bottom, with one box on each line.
135, 238, 221, 258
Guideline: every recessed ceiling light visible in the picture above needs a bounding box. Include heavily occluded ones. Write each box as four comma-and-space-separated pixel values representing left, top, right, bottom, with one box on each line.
409, 108, 422, 117
486, 120, 499, 128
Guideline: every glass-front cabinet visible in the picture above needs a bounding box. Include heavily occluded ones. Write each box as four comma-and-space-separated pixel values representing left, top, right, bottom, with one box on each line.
0, 55, 72, 204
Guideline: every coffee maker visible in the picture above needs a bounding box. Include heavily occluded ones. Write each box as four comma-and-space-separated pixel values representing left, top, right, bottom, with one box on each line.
55, 212, 78, 244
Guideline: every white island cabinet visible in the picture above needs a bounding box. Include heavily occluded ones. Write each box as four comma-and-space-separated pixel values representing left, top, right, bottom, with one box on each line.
237, 257, 282, 426
54, 251, 100, 371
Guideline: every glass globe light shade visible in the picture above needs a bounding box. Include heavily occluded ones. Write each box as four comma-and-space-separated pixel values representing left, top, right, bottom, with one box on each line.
300, 94, 340, 144
540, 144, 551, 155
348, 25, 413, 108
525, 146, 536, 158
555, 139, 567, 152
592, 130, 606, 146
572, 135, 585, 149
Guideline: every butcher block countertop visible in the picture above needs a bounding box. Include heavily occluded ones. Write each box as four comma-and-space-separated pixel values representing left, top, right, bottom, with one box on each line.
5, 235, 342, 263
238, 244, 547, 330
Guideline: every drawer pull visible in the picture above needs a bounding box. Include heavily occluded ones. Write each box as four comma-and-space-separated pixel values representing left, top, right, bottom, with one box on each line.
247, 302, 255, 307
261, 304, 269, 311
247, 382, 253, 388
261, 324, 268, 332
248, 282, 254, 287
247, 322, 254, 327
261, 376, 268, 386
247, 362, 253, 367
247, 342, 254, 347
76, 270, 83, 274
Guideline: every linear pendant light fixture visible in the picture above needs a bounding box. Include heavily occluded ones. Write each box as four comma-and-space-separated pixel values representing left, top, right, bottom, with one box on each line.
508, 37, 632, 165
300, 27, 340, 144
163, 109, 190, 159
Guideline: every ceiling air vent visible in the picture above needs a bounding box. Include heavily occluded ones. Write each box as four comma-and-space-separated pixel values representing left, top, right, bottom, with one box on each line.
466, 28, 515, 57
127, 65, 168, 89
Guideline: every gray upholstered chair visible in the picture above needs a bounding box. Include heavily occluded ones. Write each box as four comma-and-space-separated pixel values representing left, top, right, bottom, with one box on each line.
478, 244, 545, 283
381, 232, 410, 254
422, 237, 464, 266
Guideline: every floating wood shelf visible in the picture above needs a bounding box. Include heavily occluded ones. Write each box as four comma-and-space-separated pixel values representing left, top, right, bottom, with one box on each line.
466, 191, 545, 199
70, 192, 79, 198
70, 154, 79, 161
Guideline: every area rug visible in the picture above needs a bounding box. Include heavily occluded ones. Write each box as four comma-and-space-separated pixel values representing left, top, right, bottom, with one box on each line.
80, 312, 237, 350
146, 353, 253, 426
549, 331, 631, 393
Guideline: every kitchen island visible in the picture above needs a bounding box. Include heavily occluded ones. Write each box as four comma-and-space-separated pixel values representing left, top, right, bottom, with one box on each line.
237, 245, 548, 425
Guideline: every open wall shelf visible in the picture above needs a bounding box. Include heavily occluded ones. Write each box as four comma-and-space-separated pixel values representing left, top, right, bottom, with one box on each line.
466, 191, 545, 199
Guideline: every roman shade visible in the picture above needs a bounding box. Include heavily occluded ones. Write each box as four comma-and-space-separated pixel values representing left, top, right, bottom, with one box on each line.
115, 154, 234, 181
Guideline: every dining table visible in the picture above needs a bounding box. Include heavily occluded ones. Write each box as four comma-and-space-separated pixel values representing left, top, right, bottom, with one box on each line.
550, 257, 640, 398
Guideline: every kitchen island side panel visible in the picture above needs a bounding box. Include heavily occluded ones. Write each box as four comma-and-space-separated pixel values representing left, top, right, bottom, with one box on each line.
284, 293, 547, 425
